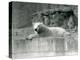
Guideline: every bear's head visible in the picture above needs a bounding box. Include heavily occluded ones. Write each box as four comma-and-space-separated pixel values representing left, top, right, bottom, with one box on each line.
32, 22, 50, 34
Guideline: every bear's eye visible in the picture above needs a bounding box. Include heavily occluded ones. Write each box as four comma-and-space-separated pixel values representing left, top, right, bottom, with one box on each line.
35, 28, 37, 31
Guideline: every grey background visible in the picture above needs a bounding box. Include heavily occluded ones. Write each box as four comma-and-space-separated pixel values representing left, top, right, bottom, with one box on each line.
12, 2, 78, 28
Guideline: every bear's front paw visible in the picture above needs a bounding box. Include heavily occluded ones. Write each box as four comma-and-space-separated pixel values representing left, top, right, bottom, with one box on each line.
26, 35, 33, 40
26, 37, 32, 40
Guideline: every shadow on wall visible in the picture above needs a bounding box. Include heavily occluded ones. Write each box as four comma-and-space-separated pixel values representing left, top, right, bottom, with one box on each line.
32, 8, 78, 32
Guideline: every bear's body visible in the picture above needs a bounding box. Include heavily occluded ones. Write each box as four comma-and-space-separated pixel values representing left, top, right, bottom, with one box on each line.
26, 22, 70, 40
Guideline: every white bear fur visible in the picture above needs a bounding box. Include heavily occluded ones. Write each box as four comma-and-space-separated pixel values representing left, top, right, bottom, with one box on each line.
26, 22, 70, 40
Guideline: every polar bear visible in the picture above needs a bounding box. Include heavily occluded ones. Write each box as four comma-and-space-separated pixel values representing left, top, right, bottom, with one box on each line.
26, 22, 70, 40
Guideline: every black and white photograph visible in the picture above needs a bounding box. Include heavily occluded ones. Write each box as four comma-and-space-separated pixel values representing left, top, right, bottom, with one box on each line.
9, 1, 78, 59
